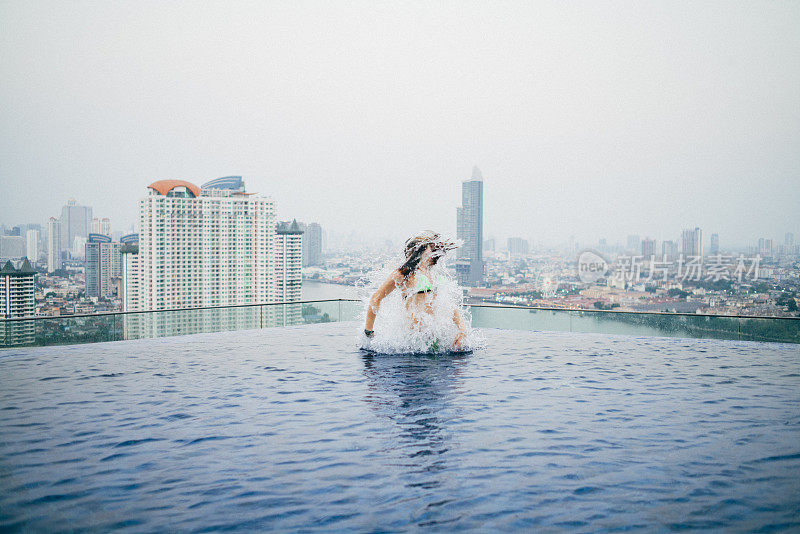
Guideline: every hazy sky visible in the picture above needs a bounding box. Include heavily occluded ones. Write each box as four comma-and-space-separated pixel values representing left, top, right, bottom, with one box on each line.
1, 1, 799, 248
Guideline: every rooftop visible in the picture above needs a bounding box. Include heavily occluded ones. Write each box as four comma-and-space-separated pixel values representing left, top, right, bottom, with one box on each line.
0, 258, 34, 276
147, 179, 201, 198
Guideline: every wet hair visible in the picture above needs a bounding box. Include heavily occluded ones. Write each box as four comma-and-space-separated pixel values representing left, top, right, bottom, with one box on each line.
398, 232, 458, 277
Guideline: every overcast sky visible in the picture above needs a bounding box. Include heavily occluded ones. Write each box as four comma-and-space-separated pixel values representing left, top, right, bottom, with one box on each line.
1, 1, 798, 248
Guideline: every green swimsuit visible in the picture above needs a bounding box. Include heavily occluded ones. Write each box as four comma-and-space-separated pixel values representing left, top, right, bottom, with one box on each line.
413, 272, 447, 353
415, 272, 445, 294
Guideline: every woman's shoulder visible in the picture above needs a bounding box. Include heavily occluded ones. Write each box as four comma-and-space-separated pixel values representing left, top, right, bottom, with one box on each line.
389, 269, 407, 284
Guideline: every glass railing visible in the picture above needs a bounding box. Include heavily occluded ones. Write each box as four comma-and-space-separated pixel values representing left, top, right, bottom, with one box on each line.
2, 300, 798, 349
0, 299, 364, 349
468, 304, 800, 344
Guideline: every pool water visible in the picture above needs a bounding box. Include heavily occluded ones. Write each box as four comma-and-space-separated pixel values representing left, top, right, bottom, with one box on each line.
1, 323, 799, 531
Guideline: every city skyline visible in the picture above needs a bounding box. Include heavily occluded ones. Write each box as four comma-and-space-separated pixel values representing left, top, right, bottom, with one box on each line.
2, 2, 799, 246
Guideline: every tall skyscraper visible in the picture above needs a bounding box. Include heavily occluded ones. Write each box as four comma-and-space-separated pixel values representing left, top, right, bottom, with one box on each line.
26, 229, 39, 264
507, 237, 530, 255
786, 233, 794, 248
641, 238, 657, 258
627, 235, 641, 253
0, 258, 35, 346
60, 199, 92, 252
71, 235, 87, 260
681, 227, 703, 257
300, 222, 323, 267
276, 220, 303, 303
125, 177, 289, 311
122, 177, 305, 337
47, 217, 62, 272
757, 237, 774, 258
85, 234, 122, 298
662, 240, 678, 262
709, 233, 720, 255
456, 166, 484, 286
91, 217, 111, 236
0, 235, 25, 260
121, 236, 140, 313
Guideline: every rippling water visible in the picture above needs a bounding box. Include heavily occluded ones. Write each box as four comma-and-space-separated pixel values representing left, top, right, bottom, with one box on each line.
1, 323, 799, 531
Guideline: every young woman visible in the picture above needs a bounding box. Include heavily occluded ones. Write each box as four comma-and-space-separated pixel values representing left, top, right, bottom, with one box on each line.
364, 231, 468, 351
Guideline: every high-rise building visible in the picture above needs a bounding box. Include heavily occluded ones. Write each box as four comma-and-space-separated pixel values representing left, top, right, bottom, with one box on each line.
0, 258, 35, 346
121, 236, 140, 313
47, 217, 62, 272
85, 234, 122, 298
627, 235, 641, 253
276, 220, 303, 302
507, 237, 529, 255
681, 227, 703, 257
60, 199, 92, 251
786, 233, 794, 248
0, 235, 26, 260
662, 240, 678, 262
122, 177, 306, 338
641, 238, 657, 258
127, 177, 279, 311
709, 233, 720, 255
483, 237, 495, 252
300, 222, 323, 267
71, 235, 87, 260
91, 217, 111, 236
456, 166, 484, 286
26, 229, 39, 265
757, 237, 774, 258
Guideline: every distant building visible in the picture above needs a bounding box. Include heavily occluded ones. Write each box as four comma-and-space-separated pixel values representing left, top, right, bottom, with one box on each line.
507, 237, 529, 255
483, 237, 495, 252
26, 229, 39, 265
0, 258, 35, 346
71, 235, 87, 260
121, 239, 139, 313
276, 220, 303, 304
201, 175, 246, 193
60, 199, 92, 252
626, 235, 641, 253
0, 235, 26, 260
90, 217, 111, 236
758, 237, 774, 258
300, 222, 323, 266
681, 227, 703, 257
662, 240, 678, 262
47, 217, 62, 272
128, 178, 276, 310
641, 238, 657, 258
456, 166, 484, 286
122, 177, 298, 337
709, 233, 720, 255
85, 234, 122, 298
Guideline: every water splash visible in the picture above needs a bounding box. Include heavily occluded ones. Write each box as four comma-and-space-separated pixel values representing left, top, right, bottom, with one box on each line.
356, 257, 484, 355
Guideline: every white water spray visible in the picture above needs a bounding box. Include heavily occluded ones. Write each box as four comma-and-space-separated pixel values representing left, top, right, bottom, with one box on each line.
356, 248, 484, 355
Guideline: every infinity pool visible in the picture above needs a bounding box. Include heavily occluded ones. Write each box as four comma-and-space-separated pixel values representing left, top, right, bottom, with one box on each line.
1, 323, 798, 531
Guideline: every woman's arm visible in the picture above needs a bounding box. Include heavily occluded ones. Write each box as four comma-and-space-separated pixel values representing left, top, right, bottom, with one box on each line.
365, 270, 402, 333
453, 308, 467, 348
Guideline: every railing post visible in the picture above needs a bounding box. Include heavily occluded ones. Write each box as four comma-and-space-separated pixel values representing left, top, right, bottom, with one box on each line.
338, 299, 342, 321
